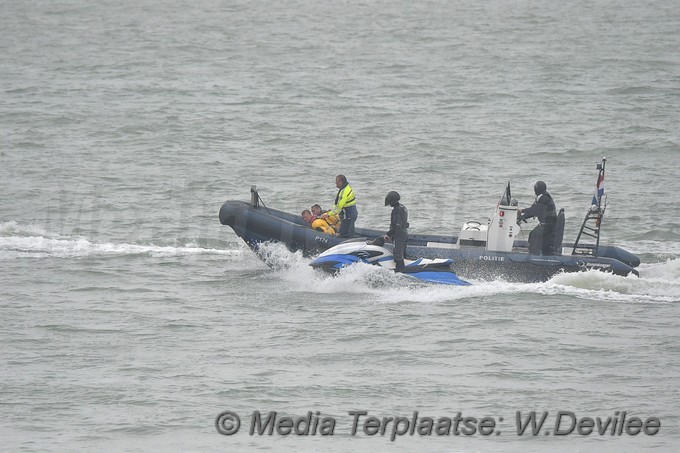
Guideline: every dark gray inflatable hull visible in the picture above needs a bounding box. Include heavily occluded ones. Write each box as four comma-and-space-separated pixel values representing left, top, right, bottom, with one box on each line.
219, 201, 639, 282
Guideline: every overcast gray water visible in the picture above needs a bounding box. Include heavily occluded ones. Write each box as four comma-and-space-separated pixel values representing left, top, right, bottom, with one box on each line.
2, 0, 680, 451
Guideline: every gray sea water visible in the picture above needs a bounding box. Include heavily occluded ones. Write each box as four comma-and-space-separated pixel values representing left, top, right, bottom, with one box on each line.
2, 0, 680, 451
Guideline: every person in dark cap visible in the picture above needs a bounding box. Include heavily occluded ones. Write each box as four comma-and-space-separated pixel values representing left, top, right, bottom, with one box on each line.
518, 181, 557, 255
383, 191, 409, 272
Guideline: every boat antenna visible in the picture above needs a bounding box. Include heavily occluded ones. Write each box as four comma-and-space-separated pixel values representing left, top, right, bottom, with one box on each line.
571, 157, 607, 256
250, 186, 271, 214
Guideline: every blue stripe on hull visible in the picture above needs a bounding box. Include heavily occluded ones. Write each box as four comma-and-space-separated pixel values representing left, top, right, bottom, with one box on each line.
406, 271, 470, 286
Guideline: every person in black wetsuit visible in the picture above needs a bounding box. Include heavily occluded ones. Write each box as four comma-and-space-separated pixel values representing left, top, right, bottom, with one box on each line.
518, 181, 557, 255
383, 191, 409, 272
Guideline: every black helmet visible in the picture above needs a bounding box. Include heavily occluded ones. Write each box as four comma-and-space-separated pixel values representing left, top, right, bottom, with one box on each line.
385, 191, 400, 206
534, 181, 547, 196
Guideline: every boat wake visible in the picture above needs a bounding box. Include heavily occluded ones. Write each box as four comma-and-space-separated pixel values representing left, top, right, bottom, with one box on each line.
549, 259, 680, 304
256, 242, 680, 304
0, 221, 242, 260
4, 221, 678, 304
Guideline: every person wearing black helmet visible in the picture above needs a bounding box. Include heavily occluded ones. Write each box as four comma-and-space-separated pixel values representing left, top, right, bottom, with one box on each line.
518, 181, 557, 255
383, 191, 409, 272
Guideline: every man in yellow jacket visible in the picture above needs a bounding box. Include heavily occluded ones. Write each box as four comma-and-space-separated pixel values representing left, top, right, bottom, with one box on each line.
322, 174, 357, 238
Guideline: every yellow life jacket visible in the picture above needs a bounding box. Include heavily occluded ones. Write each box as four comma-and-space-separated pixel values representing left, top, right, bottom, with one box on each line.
311, 218, 336, 235
325, 213, 341, 228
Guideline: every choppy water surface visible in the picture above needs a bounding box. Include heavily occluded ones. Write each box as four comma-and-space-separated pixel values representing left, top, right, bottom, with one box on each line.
2, 0, 679, 451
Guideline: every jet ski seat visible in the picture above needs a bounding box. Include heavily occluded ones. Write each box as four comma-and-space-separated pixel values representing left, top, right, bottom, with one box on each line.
553, 208, 565, 255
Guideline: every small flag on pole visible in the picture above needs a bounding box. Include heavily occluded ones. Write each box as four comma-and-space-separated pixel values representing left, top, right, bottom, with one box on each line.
592, 172, 604, 207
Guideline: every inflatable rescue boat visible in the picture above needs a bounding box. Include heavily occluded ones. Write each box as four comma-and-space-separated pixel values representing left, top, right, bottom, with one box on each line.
219, 158, 640, 282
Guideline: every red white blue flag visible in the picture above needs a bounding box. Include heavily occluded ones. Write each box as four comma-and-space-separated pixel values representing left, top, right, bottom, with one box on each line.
592, 172, 605, 207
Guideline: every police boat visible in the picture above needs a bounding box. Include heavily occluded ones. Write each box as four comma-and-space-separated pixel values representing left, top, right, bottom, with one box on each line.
219, 158, 640, 282
309, 238, 471, 286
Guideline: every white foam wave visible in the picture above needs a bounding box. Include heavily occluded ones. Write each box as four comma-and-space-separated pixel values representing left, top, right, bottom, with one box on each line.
256, 243, 680, 304
256, 244, 554, 302
0, 220, 52, 238
256, 242, 428, 297
638, 257, 680, 281
546, 259, 680, 303
0, 222, 241, 260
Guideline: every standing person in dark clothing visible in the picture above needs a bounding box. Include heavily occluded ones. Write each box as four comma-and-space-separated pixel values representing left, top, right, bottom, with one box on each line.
518, 181, 557, 255
383, 191, 409, 272
322, 175, 357, 238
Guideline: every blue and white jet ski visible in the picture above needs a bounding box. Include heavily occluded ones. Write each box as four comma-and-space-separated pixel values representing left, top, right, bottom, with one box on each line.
310, 240, 471, 286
